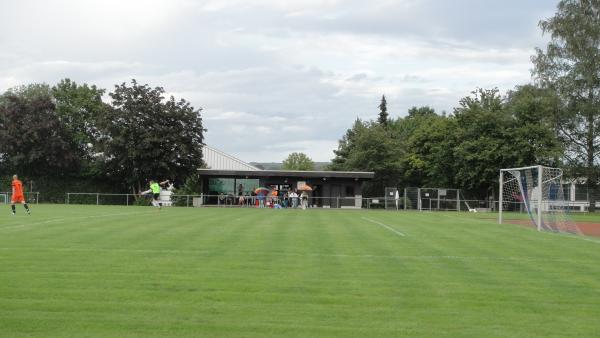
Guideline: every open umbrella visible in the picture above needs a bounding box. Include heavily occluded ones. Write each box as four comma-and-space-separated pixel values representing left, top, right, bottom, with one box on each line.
297, 185, 313, 191
255, 187, 271, 194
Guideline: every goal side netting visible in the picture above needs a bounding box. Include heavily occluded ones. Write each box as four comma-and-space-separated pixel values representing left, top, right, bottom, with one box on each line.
499, 166, 580, 234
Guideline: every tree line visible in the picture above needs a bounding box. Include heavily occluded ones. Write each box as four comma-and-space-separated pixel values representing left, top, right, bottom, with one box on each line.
0, 79, 204, 200
331, 0, 600, 208
330, 88, 561, 199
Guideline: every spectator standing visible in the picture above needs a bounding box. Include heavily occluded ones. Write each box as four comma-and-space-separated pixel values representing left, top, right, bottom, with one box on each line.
301, 191, 309, 210
290, 190, 299, 208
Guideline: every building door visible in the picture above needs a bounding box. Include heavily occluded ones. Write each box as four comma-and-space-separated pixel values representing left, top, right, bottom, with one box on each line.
330, 184, 341, 208
312, 184, 322, 207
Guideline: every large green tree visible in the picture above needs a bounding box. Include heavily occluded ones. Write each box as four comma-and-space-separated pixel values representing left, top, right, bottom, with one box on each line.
451, 89, 509, 197
532, 0, 600, 210
99, 80, 205, 193
282, 152, 315, 171
505, 84, 563, 166
0, 87, 79, 177
451, 88, 561, 198
400, 108, 456, 188
330, 91, 561, 199
330, 118, 365, 171
51, 79, 108, 161
331, 119, 402, 196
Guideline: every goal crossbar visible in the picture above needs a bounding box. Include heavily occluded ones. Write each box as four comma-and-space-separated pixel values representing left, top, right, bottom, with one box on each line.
500, 165, 543, 172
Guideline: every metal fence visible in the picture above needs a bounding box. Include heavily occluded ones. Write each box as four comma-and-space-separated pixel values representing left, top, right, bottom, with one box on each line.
0, 192, 40, 204
55, 190, 600, 212
63, 191, 591, 213
66, 193, 214, 207
65, 192, 394, 209
383, 187, 486, 211
0, 185, 584, 213
67, 193, 138, 206
63, 192, 504, 212
384, 186, 597, 213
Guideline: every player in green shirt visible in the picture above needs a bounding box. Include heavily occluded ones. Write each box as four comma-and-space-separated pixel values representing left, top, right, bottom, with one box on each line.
141, 179, 170, 208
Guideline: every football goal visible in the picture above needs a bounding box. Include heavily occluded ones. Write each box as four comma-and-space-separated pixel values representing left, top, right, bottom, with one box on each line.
499, 165, 580, 234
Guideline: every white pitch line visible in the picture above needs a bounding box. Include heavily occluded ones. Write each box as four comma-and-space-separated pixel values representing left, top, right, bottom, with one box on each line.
0, 211, 150, 230
0, 218, 66, 230
537, 227, 600, 245
567, 235, 600, 245
362, 217, 406, 237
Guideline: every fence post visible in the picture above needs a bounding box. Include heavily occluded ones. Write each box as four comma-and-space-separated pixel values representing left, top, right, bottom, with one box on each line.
96, 193, 99, 206
457, 189, 460, 212
404, 188, 407, 210
126, 194, 129, 206
67, 193, 70, 205
187, 195, 190, 207
499, 170, 504, 224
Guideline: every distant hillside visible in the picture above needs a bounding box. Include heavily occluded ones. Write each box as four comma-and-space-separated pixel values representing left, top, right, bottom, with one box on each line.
250, 162, 331, 171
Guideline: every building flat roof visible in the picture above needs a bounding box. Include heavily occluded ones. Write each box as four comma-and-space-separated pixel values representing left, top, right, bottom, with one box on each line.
198, 169, 374, 179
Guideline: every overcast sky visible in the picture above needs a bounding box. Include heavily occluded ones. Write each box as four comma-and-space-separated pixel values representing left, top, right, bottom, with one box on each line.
0, 0, 558, 162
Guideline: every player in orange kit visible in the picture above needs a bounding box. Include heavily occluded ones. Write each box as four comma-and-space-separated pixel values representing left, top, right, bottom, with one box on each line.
11, 174, 30, 215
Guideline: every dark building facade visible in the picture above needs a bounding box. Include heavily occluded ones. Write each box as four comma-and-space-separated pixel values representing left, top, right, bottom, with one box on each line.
198, 169, 374, 208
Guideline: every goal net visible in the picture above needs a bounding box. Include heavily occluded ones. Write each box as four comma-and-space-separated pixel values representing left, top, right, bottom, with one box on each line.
499, 165, 579, 234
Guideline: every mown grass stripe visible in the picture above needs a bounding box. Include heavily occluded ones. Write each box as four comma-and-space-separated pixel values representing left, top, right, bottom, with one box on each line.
1, 205, 600, 337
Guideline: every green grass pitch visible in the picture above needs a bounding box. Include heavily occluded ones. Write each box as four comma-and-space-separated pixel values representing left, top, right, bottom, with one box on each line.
1, 205, 600, 337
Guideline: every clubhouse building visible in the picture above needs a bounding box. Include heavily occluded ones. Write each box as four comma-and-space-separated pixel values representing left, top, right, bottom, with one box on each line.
199, 145, 374, 208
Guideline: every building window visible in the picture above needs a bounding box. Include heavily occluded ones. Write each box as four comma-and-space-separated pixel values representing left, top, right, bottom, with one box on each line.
209, 178, 234, 194
208, 178, 259, 195
236, 179, 260, 194
345, 185, 355, 196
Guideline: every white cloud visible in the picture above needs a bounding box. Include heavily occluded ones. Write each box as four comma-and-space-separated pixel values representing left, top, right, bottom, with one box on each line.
0, 0, 558, 161
204, 111, 260, 121
236, 140, 340, 164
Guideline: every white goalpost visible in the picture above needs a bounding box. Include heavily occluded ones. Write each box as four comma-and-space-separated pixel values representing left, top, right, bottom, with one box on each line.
499, 165, 580, 234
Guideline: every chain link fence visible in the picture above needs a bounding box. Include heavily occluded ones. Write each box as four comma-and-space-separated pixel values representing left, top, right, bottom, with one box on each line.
384, 187, 494, 212
58, 190, 590, 212
0, 192, 41, 204
65, 192, 397, 209
63, 191, 497, 211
